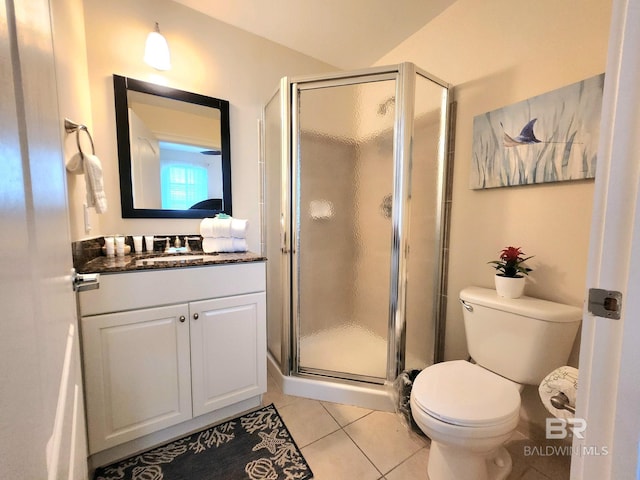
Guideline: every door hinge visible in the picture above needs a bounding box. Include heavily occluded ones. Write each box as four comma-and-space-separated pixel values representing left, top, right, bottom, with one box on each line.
588, 288, 622, 320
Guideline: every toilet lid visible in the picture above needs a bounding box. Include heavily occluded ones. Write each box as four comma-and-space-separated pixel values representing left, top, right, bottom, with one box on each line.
412, 360, 521, 427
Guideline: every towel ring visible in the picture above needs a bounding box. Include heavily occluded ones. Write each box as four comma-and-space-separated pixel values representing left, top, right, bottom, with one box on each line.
64, 118, 95, 158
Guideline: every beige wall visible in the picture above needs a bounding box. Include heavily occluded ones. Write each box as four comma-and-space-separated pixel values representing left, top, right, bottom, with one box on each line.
377, 0, 611, 358
75, 0, 335, 248
51, 0, 101, 240
375, 0, 612, 435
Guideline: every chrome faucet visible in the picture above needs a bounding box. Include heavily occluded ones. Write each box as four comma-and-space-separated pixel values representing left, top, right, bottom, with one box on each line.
184, 236, 201, 252
154, 237, 172, 252
153, 236, 199, 253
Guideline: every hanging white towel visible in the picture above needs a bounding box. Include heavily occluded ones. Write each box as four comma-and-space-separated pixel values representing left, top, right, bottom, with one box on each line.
66, 152, 107, 214
65, 152, 83, 173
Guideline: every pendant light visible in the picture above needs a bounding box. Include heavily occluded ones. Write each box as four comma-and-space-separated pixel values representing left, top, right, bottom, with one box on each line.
144, 22, 171, 71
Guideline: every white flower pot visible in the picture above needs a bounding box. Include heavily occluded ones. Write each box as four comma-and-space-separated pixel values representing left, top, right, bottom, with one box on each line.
494, 274, 525, 299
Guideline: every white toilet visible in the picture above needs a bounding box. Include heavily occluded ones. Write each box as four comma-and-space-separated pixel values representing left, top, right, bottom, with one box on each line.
410, 286, 582, 480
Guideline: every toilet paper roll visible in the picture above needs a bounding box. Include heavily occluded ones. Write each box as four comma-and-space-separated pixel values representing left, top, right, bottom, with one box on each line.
538, 366, 578, 419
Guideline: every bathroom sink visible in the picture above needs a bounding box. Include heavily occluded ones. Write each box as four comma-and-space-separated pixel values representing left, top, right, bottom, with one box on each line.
135, 254, 210, 266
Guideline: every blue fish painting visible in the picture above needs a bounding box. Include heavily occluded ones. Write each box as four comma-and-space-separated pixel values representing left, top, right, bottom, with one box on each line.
502, 119, 541, 146
471, 74, 604, 189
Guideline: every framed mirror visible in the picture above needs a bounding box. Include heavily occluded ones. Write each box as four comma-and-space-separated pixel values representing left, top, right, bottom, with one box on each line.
113, 74, 232, 218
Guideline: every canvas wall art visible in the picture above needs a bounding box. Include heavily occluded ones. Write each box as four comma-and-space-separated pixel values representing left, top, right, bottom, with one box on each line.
470, 73, 605, 189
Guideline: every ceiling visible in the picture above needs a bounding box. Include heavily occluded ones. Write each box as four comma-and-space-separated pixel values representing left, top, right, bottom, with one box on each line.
173, 0, 456, 70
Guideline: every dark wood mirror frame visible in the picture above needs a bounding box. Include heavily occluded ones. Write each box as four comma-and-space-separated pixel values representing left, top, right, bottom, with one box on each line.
113, 74, 232, 218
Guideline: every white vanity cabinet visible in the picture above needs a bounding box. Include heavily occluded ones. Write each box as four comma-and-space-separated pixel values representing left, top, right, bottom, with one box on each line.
189, 294, 265, 417
81, 303, 193, 452
78, 261, 266, 456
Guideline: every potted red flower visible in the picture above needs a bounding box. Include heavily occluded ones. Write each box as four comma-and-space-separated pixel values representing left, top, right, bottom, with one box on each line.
488, 246, 534, 298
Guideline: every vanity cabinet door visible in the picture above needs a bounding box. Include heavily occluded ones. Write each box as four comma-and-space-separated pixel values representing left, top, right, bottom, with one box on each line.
190, 293, 267, 417
81, 304, 192, 454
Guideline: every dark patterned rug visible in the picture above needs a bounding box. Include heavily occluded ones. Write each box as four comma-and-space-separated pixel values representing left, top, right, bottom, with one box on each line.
94, 404, 313, 480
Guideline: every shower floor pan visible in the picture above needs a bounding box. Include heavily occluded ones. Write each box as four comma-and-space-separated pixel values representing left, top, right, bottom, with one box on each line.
268, 324, 423, 411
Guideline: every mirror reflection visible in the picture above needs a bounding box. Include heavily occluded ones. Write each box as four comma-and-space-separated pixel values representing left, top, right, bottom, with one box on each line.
114, 75, 232, 218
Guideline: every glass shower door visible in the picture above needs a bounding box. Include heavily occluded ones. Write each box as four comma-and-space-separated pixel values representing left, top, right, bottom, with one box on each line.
293, 75, 398, 382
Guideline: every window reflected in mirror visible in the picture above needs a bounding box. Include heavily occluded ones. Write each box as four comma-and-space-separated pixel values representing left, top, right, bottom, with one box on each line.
159, 144, 219, 210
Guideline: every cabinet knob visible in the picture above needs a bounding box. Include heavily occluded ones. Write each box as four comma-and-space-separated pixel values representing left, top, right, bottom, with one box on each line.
179, 315, 186, 323
193, 313, 199, 320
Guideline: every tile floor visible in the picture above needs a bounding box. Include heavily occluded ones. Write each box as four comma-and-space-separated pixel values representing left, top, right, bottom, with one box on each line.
261, 373, 571, 480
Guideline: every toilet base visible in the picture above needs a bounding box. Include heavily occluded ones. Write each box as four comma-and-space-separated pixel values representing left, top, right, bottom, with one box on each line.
428, 441, 512, 480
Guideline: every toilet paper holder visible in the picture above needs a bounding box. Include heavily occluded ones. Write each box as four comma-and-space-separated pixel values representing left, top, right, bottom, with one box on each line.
550, 392, 576, 414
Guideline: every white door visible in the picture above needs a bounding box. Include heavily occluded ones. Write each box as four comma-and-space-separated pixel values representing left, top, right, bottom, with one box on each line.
190, 293, 267, 417
0, 0, 88, 478
571, 1, 640, 478
129, 109, 162, 209
81, 305, 192, 453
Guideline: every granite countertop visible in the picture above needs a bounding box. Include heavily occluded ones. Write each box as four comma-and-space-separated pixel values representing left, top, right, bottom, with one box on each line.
77, 251, 266, 274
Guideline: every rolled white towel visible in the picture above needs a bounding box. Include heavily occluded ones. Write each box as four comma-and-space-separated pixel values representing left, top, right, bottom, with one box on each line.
230, 218, 249, 238
202, 237, 231, 253
199, 217, 232, 238
202, 237, 248, 253
199, 217, 215, 237
232, 237, 248, 252
213, 218, 232, 237
538, 366, 578, 419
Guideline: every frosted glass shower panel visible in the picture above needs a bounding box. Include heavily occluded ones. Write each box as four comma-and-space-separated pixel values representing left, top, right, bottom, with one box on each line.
404, 73, 448, 370
296, 79, 396, 381
264, 91, 284, 364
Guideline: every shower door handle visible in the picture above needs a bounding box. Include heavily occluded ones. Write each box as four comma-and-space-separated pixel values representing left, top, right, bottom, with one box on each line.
281, 230, 290, 254
280, 213, 289, 254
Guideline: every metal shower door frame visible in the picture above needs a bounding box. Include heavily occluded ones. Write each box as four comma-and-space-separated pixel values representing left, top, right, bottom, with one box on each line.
268, 63, 451, 385
288, 65, 412, 384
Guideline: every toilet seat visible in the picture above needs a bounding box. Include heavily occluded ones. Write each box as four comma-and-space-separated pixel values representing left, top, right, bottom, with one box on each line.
412, 360, 520, 428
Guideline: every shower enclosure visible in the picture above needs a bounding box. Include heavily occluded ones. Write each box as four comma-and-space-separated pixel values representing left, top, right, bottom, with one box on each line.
262, 63, 451, 410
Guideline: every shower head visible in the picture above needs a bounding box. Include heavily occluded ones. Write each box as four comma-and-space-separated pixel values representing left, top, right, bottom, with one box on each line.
377, 96, 395, 115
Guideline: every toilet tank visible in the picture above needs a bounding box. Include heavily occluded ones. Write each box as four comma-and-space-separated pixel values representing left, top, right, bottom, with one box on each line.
460, 286, 582, 385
